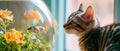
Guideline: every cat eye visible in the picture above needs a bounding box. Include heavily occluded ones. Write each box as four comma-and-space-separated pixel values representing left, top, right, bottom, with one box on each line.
67, 22, 72, 26
71, 21, 85, 30
67, 20, 85, 31
67, 21, 74, 26
71, 21, 77, 26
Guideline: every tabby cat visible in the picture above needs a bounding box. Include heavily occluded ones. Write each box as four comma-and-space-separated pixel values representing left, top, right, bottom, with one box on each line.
63, 4, 120, 51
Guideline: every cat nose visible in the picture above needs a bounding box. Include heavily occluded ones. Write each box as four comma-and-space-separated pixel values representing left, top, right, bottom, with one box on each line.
63, 24, 67, 28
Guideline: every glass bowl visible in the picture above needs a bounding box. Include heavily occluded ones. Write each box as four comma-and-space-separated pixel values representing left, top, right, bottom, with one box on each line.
0, 0, 57, 51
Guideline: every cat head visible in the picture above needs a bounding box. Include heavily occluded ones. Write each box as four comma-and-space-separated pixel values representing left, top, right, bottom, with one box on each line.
63, 4, 95, 35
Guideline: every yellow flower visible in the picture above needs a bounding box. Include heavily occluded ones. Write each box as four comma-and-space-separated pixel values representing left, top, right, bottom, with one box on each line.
4, 29, 25, 44
15, 31, 25, 44
24, 9, 40, 21
4, 32, 15, 43
0, 9, 13, 21
15, 34, 25, 44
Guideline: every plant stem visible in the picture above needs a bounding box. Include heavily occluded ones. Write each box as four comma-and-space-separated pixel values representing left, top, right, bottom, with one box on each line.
18, 46, 21, 51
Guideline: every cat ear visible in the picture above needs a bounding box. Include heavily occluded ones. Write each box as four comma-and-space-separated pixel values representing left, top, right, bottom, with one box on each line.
82, 6, 94, 22
78, 3, 83, 11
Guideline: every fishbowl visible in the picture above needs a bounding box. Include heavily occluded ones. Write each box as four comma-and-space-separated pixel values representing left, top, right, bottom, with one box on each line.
0, 0, 57, 51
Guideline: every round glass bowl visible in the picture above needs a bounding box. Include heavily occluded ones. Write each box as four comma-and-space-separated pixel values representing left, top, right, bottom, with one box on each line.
0, 0, 57, 51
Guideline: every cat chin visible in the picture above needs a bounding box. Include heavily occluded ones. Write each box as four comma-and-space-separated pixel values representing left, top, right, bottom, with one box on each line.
64, 30, 73, 34
65, 31, 81, 37
65, 29, 78, 34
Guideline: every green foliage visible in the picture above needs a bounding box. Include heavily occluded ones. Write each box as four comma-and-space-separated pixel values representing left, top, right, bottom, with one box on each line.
21, 30, 50, 51
0, 30, 50, 51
